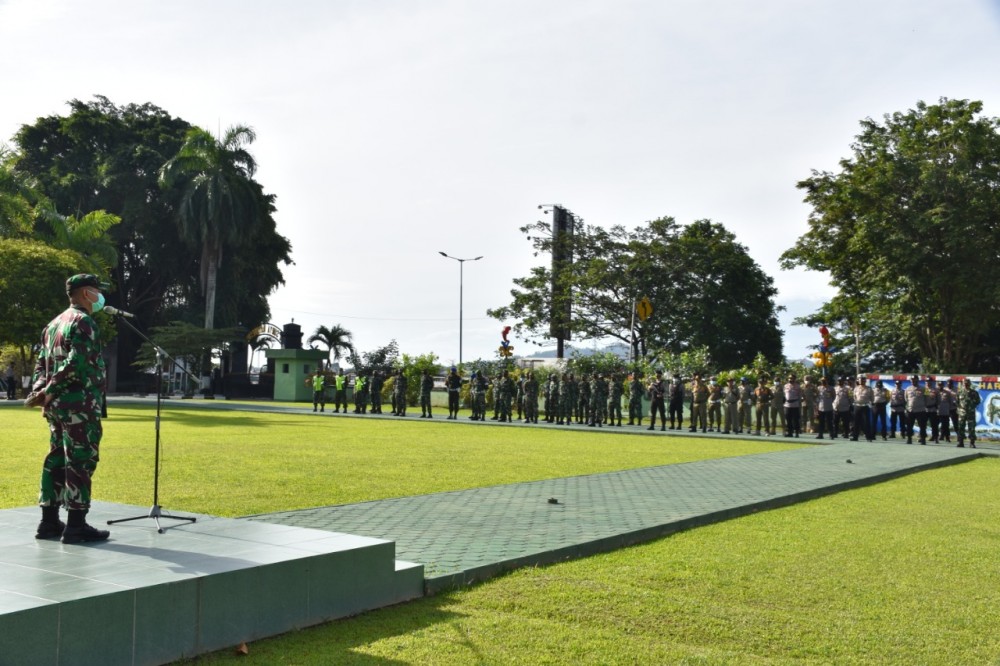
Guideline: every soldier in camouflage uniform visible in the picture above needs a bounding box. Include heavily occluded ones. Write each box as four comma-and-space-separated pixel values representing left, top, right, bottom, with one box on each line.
419, 368, 434, 418
469, 371, 486, 420
370, 370, 385, 414
608, 374, 624, 426
497, 370, 514, 422
956, 378, 981, 448
31, 274, 111, 544
628, 372, 645, 426
545, 374, 559, 423
514, 374, 525, 421
558, 373, 574, 425
393, 369, 408, 416
589, 373, 608, 427
577, 373, 591, 424
523, 370, 539, 423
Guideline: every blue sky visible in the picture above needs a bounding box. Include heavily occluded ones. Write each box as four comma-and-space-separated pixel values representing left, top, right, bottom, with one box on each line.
2, 0, 999, 366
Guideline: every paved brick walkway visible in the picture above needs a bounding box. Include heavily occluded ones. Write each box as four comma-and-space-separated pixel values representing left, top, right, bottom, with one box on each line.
251, 441, 986, 592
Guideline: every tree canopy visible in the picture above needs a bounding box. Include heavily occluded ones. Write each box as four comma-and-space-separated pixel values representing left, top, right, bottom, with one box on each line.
7, 96, 292, 384
489, 217, 784, 368
781, 98, 1000, 372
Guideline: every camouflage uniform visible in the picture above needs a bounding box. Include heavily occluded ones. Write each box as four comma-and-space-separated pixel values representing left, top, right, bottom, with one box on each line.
445, 370, 462, 419
393, 371, 408, 416
589, 374, 608, 427
956, 380, 981, 448
545, 375, 559, 423
33, 302, 106, 513
471, 372, 487, 420
577, 375, 591, 424
498, 372, 514, 422
558, 374, 574, 425
523, 372, 539, 423
419, 371, 434, 417
370, 371, 384, 414
628, 376, 645, 426
608, 376, 623, 426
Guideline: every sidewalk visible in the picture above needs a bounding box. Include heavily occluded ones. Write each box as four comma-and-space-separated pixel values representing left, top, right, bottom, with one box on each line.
251, 440, 986, 593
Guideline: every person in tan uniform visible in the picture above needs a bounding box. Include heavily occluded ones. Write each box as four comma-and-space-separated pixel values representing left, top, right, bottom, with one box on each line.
754, 376, 772, 436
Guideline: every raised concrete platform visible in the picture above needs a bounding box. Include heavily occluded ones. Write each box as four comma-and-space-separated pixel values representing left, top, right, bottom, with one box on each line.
254, 441, 985, 593
0, 502, 422, 666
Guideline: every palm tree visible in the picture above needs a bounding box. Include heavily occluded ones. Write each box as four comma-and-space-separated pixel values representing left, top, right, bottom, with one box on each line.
35, 203, 121, 276
159, 125, 261, 329
308, 325, 355, 368
0, 147, 38, 238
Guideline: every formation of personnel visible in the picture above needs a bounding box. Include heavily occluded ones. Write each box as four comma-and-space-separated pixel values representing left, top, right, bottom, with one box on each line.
303, 367, 984, 447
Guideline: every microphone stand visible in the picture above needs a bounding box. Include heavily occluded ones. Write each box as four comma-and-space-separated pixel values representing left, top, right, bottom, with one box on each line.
107, 313, 197, 534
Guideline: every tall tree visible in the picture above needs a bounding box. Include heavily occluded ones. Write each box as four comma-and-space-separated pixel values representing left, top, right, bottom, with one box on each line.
489, 217, 783, 368
159, 125, 263, 329
781, 98, 1000, 372
308, 325, 355, 367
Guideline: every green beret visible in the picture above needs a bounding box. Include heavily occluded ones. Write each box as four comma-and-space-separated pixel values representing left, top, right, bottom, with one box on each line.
66, 273, 109, 294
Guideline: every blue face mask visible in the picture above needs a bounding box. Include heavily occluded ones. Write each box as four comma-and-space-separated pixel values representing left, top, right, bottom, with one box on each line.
90, 290, 106, 313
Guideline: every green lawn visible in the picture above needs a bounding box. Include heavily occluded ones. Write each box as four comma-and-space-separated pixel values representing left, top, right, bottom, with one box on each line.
1, 403, 801, 516
4, 404, 997, 664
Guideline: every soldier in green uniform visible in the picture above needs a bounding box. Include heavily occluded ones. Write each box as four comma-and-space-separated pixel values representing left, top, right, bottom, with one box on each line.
737, 377, 753, 434
523, 370, 539, 423
393, 369, 408, 416
589, 373, 607, 427
956, 377, 980, 448
514, 374, 525, 421
354, 373, 369, 414
498, 370, 514, 422
30, 274, 111, 544
419, 368, 434, 418
577, 373, 591, 424
546, 374, 559, 423
628, 372, 645, 426
445, 367, 462, 419
370, 370, 384, 414
608, 374, 624, 426
557, 372, 572, 425
769, 378, 785, 436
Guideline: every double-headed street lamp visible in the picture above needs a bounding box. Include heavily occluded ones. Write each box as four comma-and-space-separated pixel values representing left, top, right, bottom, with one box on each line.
439, 252, 483, 367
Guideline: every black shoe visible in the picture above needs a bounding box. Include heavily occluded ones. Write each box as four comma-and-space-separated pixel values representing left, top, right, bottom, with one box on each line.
36, 520, 66, 540
689, 428, 697, 433
61, 523, 110, 544
660, 426, 666, 431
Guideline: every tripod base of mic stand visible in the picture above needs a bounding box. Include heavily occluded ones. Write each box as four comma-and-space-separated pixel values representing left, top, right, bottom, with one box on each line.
107, 505, 197, 534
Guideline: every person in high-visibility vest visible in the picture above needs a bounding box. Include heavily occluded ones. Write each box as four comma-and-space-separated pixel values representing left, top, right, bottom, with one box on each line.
333, 368, 347, 413
312, 372, 326, 412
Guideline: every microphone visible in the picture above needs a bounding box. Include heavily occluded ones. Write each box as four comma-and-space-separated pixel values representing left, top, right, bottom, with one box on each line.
104, 306, 136, 318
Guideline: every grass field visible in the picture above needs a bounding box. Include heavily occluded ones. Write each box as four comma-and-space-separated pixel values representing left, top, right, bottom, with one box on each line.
3, 403, 998, 664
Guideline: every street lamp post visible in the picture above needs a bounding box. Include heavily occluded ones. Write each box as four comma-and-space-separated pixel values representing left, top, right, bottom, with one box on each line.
439, 252, 483, 367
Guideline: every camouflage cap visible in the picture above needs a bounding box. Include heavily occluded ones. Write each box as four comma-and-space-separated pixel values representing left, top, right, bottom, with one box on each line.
66, 273, 109, 294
